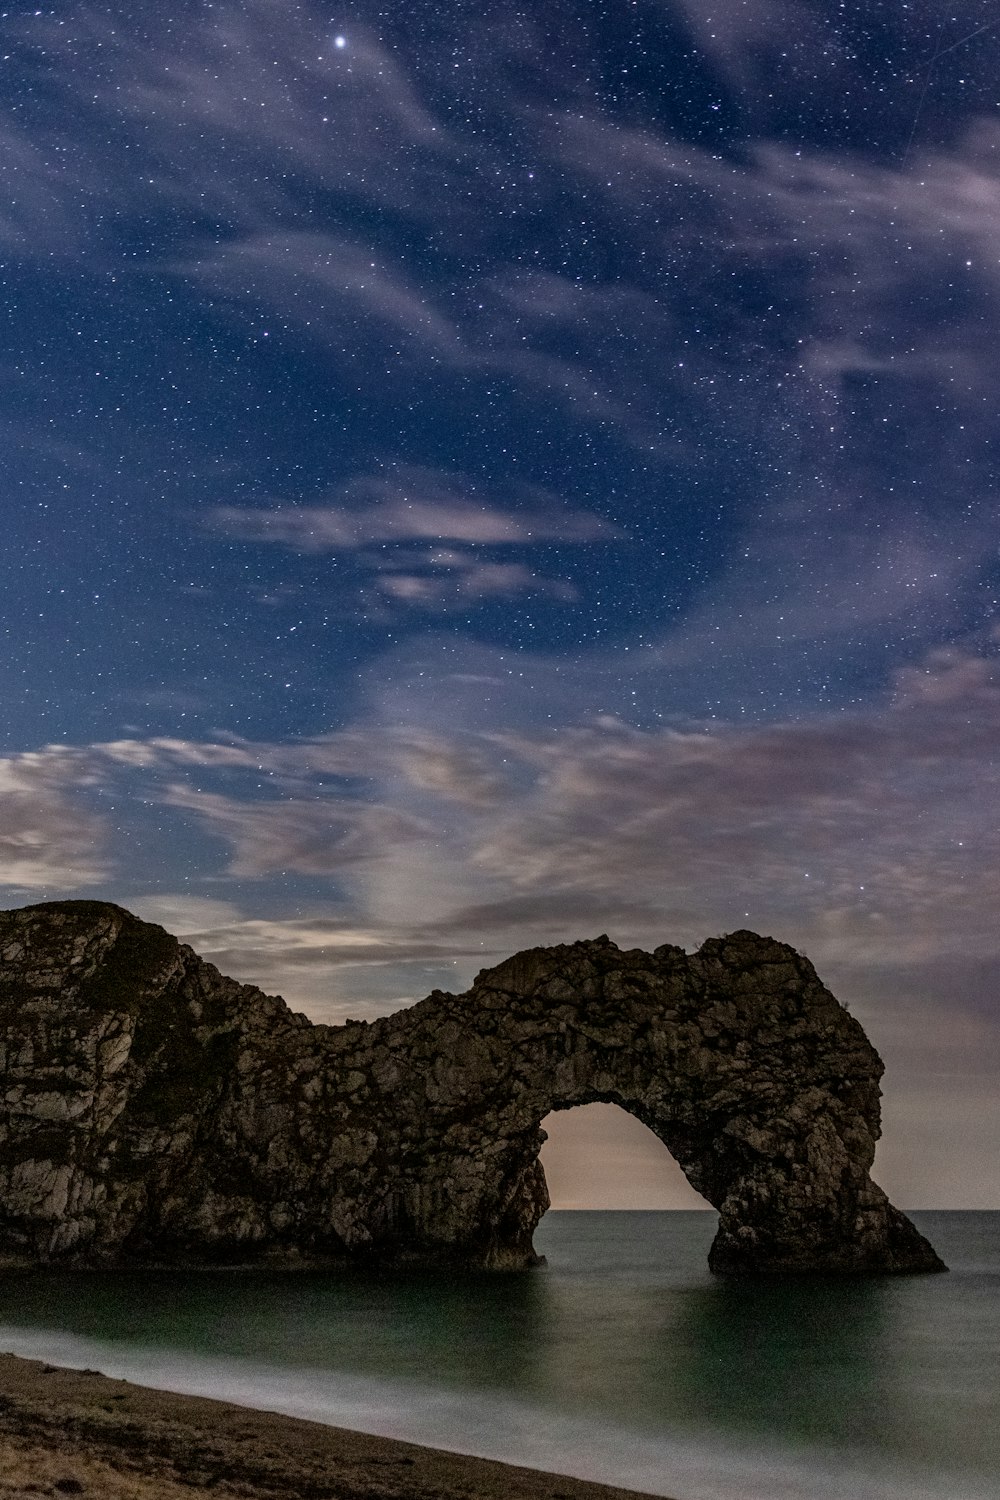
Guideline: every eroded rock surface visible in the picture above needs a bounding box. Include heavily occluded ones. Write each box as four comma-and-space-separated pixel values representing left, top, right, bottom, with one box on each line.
0, 901, 944, 1274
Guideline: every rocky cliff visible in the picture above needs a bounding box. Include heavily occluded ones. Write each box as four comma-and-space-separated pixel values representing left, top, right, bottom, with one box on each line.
0, 901, 944, 1274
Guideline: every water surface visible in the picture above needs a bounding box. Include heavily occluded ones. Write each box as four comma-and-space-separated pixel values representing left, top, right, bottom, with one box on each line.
0, 1211, 996, 1500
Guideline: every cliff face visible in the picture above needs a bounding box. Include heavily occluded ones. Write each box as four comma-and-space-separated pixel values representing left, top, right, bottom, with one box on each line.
0, 901, 944, 1274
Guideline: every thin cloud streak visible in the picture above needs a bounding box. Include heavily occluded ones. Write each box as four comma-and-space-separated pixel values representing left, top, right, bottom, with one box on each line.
208, 467, 618, 611
210, 469, 621, 550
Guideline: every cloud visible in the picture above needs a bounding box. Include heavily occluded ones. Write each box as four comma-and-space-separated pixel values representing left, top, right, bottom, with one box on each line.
128, 894, 246, 936
207, 466, 616, 611
17, 0, 999, 492
876, 1072, 1000, 1209
210, 467, 620, 551
0, 5, 777, 458
384, 731, 516, 809
0, 751, 107, 891
97, 738, 266, 772
186, 229, 694, 451
670, 0, 852, 93
185, 233, 462, 352
0, 4, 469, 256
456, 646, 1000, 975
426, 890, 670, 938
302, 635, 1000, 992
161, 785, 432, 879
8, 0, 1000, 479
27, 626, 985, 996
82, 627, 995, 966
146, 909, 498, 1022
0, 125, 91, 255
554, 107, 1000, 400
70, 638, 1000, 995
377, 563, 578, 607
92, 725, 516, 804
644, 517, 979, 679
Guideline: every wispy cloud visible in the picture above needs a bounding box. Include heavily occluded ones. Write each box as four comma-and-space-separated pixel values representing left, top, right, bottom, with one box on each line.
210, 467, 620, 550
161, 785, 432, 879
185, 234, 463, 353
0, 4, 469, 255
457, 642, 1000, 972
553, 107, 1000, 399
207, 466, 618, 610
12, 0, 1000, 491
376, 562, 579, 607
0, 751, 107, 890
671, 0, 854, 93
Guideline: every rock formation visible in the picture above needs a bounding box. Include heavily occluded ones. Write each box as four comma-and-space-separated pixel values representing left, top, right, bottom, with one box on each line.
0, 901, 944, 1274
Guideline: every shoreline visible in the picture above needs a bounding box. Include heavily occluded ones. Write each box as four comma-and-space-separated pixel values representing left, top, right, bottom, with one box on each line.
0, 1353, 669, 1500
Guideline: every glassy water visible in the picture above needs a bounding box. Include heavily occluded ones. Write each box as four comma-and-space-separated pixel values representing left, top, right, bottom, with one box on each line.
0, 1211, 996, 1500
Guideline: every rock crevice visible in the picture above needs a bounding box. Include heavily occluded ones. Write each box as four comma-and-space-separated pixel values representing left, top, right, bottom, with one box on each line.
0, 902, 945, 1274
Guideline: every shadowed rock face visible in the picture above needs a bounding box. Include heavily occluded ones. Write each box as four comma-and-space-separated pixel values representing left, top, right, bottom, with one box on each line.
0, 901, 944, 1275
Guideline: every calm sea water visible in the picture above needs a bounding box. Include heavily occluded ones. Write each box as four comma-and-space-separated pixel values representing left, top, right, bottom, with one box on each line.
0, 1211, 996, 1500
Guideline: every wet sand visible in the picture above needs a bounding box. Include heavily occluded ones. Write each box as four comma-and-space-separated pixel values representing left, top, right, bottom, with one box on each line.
0, 1354, 668, 1500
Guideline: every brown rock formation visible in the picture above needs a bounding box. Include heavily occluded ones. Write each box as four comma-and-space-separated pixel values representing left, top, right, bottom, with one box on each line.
0, 901, 944, 1274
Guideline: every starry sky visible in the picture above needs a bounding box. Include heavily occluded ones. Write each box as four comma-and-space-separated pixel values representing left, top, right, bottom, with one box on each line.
3, 0, 999, 1208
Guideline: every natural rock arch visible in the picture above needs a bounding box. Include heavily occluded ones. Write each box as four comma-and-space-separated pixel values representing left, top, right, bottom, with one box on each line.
0, 902, 944, 1274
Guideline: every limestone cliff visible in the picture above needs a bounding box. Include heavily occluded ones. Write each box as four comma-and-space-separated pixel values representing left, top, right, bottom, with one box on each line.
0, 901, 944, 1274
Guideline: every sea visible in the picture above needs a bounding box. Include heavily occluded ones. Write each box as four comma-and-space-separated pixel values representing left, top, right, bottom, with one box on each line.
0, 1211, 997, 1500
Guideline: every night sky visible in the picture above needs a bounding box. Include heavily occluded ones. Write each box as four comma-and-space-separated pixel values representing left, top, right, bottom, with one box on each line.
3, 1, 999, 1207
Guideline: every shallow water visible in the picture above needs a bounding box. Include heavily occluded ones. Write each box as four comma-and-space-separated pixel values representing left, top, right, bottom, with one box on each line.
0, 1211, 996, 1500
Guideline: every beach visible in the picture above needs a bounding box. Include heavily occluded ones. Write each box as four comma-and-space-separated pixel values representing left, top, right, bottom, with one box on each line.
0, 1354, 664, 1500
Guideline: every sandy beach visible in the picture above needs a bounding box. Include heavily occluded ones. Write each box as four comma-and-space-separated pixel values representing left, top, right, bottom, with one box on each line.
0, 1355, 668, 1500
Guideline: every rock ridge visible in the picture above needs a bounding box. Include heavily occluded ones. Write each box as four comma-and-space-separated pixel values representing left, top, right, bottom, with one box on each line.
0, 901, 945, 1275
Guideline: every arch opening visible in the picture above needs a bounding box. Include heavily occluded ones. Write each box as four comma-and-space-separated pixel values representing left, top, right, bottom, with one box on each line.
538, 1102, 711, 1211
